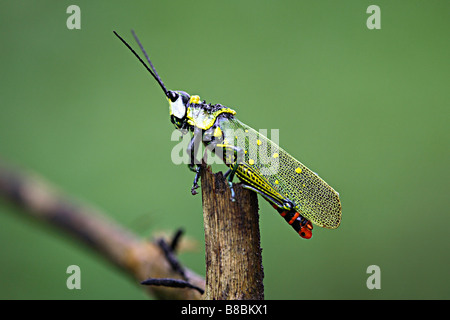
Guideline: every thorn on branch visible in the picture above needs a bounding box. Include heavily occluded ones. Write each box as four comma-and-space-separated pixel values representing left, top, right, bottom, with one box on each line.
141, 278, 204, 295
169, 228, 184, 252
156, 228, 187, 279
142, 228, 203, 295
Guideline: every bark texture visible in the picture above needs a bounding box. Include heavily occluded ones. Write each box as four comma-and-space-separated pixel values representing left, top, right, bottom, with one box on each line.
201, 166, 264, 300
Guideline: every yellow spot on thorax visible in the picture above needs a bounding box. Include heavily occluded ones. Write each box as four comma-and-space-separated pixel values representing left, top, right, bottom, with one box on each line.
213, 126, 222, 137
249, 159, 255, 165
295, 167, 302, 174
189, 95, 201, 104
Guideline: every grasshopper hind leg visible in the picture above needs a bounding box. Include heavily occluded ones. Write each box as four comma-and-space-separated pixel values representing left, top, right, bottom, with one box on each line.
223, 146, 245, 202
222, 168, 236, 201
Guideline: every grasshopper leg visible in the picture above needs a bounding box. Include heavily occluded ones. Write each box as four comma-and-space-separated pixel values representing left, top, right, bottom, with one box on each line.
187, 128, 202, 195
224, 146, 244, 202
190, 166, 201, 195
212, 142, 244, 202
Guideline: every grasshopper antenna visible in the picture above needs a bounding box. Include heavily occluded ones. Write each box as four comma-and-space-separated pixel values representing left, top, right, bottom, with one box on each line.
131, 30, 166, 91
113, 30, 169, 96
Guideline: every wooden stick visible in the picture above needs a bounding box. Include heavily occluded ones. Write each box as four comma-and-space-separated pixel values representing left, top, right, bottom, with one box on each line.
201, 166, 264, 300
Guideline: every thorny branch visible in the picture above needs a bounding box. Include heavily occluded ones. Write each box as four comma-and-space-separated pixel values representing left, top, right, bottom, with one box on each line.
0, 160, 204, 300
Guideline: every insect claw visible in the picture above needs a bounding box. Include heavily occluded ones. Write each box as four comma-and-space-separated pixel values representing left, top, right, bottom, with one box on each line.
190, 166, 201, 195
191, 184, 200, 195
228, 181, 236, 202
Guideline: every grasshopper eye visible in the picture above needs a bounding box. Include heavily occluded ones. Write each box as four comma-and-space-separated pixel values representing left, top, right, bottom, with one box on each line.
167, 91, 178, 102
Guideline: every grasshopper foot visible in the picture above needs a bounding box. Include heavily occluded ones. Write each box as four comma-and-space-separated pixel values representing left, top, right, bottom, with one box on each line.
228, 181, 236, 202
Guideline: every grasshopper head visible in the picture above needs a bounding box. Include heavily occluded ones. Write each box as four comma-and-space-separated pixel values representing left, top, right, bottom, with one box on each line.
167, 90, 192, 130
167, 90, 190, 119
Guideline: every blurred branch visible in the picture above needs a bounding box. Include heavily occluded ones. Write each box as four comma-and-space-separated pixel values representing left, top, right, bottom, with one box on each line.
0, 160, 204, 300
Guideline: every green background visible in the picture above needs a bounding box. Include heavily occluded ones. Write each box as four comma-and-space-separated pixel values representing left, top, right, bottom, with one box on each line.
0, 0, 448, 299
